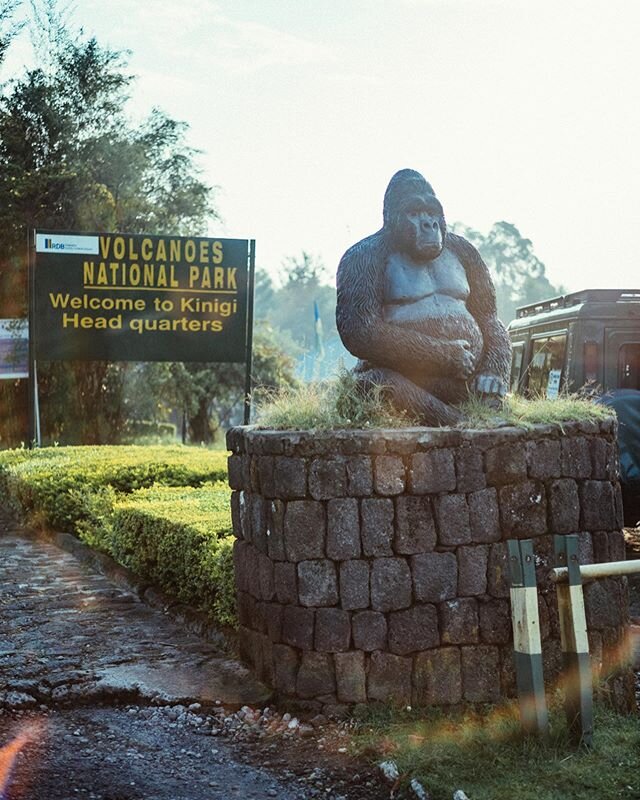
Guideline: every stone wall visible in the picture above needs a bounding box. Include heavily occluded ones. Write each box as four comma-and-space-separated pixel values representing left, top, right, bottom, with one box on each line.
227, 420, 629, 711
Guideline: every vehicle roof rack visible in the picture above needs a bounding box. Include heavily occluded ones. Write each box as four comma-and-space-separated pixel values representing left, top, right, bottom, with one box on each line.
515, 289, 640, 318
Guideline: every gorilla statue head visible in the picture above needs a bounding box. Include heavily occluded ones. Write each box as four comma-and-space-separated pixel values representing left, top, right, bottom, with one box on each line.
383, 169, 447, 263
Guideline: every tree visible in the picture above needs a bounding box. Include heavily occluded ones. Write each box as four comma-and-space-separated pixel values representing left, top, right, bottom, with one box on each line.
126, 324, 297, 444
0, 1, 221, 443
452, 221, 565, 325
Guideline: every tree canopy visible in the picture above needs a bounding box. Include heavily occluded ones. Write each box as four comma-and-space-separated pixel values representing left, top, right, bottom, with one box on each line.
452, 221, 564, 325
0, 1, 294, 446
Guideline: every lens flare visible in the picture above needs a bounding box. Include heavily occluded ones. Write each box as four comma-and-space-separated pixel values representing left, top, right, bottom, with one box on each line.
0, 722, 42, 799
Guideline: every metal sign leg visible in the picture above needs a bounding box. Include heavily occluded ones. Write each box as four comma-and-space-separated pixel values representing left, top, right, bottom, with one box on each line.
554, 534, 593, 747
508, 539, 549, 737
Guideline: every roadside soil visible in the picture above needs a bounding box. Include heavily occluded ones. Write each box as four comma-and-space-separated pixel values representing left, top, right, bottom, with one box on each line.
3, 705, 386, 800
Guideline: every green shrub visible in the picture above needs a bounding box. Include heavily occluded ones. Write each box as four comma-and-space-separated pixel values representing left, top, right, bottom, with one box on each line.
90, 483, 236, 627
0, 445, 228, 531
0, 445, 237, 628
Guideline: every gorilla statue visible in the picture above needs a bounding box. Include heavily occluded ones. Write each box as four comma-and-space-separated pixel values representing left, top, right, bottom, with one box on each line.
336, 169, 511, 426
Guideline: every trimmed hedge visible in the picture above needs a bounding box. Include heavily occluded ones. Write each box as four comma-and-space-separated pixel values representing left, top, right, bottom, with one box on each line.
0, 446, 236, 628
0, 445, 228, 531
86, 483, 235, 626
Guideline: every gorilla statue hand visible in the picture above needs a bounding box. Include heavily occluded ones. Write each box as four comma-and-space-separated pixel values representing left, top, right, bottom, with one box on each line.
446, 339, 477, 379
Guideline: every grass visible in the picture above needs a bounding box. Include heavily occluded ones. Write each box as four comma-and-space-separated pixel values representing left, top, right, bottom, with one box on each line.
254, 371, 612, 431
351, 701, 640, 800
254, 368, 415, 430
458, 393, 611, 430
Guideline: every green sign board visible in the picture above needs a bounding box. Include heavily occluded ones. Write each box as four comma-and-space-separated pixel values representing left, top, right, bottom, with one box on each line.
33, 231, 253, 362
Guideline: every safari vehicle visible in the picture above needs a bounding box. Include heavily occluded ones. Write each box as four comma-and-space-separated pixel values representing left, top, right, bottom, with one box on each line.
507, 288, 640, 524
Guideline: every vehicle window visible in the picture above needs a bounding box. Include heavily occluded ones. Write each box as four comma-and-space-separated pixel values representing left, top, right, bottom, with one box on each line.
619, 343, 640, 389
527, 335, 567, 397
510, 343, 524, 392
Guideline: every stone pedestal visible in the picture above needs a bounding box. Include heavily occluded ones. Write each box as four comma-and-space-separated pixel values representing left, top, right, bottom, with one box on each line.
227, 420, 630, 710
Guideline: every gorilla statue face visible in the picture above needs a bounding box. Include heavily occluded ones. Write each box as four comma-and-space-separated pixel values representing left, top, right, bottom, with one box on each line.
394, 193, 444, 262
383, 169, 446, 263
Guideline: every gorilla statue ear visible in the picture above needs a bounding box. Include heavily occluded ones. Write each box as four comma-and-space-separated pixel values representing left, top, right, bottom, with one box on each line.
383, 169, 436, 226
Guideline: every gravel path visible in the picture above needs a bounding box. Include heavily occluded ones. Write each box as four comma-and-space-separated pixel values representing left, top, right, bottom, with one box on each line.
0, 516, 385, 800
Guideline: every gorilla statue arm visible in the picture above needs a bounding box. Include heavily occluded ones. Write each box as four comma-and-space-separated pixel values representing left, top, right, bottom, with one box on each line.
448, 232, 511, 396
336, 233, 475, 379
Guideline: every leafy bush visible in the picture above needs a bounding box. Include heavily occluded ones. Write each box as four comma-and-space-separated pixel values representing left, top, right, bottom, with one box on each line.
88, 483, 236, 627
0, 445, 236, 628
0, 445, 228, 531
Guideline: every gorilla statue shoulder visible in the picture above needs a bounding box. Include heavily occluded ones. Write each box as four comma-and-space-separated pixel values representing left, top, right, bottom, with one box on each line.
336, 169, 511, 426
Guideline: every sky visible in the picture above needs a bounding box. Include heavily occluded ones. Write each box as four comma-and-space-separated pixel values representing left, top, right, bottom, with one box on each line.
3, 0, 640, 297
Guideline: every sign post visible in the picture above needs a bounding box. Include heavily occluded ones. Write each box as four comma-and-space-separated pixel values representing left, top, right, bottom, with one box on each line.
31, 230, 256, 436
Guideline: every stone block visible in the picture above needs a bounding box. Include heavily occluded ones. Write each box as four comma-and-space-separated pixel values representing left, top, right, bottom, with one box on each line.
236, 591, 255, 628
457, 545, 488, 596
274, 456, 307, 498
282, 606, 315, 650
266, 500, 286, 561
374, 456, 406, 495
250, 494, 268, 553
526, 439, 561, 479
478, 599, 511, 644
614, 483, 624, 529
487, 542, 510, 598
609, 530, 626, 561
485, 443, 527, 485
258, 456, 275, 497
233, 540, 249, 593
238, 491, 250, 541
413, 648, 462, 705
498, 481, 547, 537
265, 603, 284, 642
580, 481, 616, 530
273, 643, 299, 695
388, 604, 439, 654
411, 552, 457, 603
461, 645, 501, 702
434, 494, 471, 546
394, 496, 436, 554
297, 652, 336, 698
577, 531, 594, 565
309, 458, 347, 500
370, 558, 412, 612
231, 491, 242, 538
410, 449, 456, 494
258, 552, 275, 601
548, 479, 580, 533
284, 500, 325, 561
334, 652, 367, 703
592, 531, 610, 563
468, 488, 501, 543
455, 446, 486, 492
340, 560, 370, 611
346, 456, 373, 496
327, 498, 361, 560
274, 561, 297, 605
352, 611, 387, 651
367, 651, 412, 704
361, 498, 394, 556
561, 437, 591, 479
440, 598, 479, 644
227, 455, 245, 489
253, 602, 268, 634
298, 560, 338, 607
590, 438, 614, 480
585, 578, 626, 629
315, 608, 351, 652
